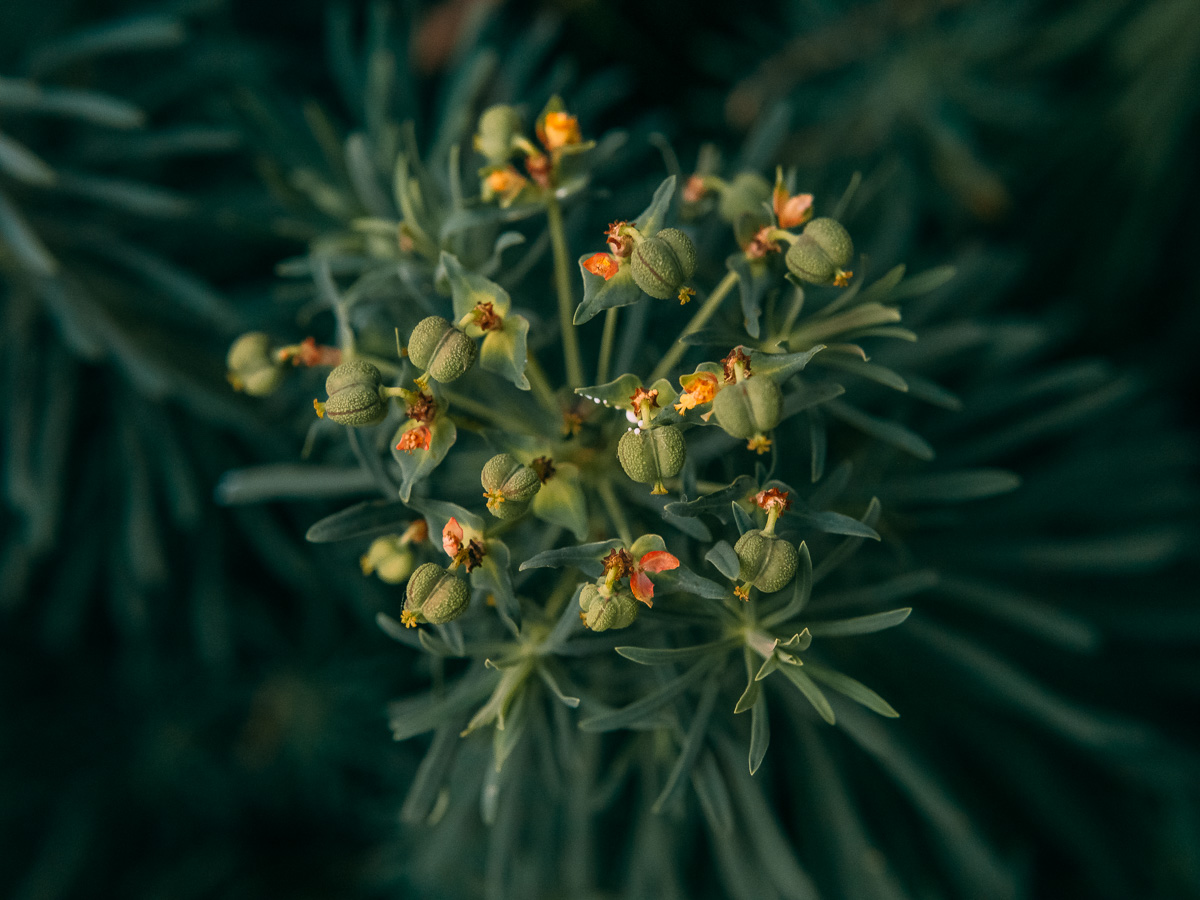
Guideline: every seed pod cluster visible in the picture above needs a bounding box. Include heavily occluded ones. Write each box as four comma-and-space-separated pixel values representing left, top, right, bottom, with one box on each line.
323, 359, 388, 426
734, 530, 799, 593
408, 316, 477, 383
630, 228, 697, 299
712, 377, 783, 440
405, 562, 471, 625
579, 584, 638, 632
227, 332, 285, 396
785, 217, 854, 286
360, 536, 415, 584
618, 425, 687, 494
481, 453, 541, 519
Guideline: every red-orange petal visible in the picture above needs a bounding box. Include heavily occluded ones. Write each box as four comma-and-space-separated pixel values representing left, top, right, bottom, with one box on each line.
639, 551, 679, 573
631, 571, 655, 607
583, 252, 619, 281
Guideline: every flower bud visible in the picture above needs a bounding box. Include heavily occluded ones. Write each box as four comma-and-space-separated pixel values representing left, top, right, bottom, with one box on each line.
617, 425, 687, 494
481, 453, 541, 519
630, 228, 697, 300
227, 332, 285, 396
734, 530, 799, 593
360, 535, 415, 584
718, 173, 771, 225
712, 377, 782, 440
405, 562, 470, 625
323, 359, 388, 426
475, 105, 522, 163
803, 217, 853, 268
407, 316, 477, 383
579, 584, 638, 632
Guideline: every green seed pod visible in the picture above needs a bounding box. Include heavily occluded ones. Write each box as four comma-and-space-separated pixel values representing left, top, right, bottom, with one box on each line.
323, 359, 387, 426
734, 530, 799, 593
407, 316, 477, 383
579, 584, 638, 632
475, 105, 522, 163
405, 562, 470, 625
617, 425, 687, 493
227, 332, 285, 396
803, 217, 853, 269
630, 228, 697, 299
718, 172, 771, 225
360, 535, 414, 584
712, 377, 783, 440
481, 453, 541, 519
785, 234, 838, 285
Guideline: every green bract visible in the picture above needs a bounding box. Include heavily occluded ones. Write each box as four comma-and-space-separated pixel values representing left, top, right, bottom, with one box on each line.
475, 104, 522, 164
617, 426, 686, 494
734, 530, 799, 592
712, 377, 783, 440
718, 172, 771, 224
630, 227, 697, 299
407, 316, 477, 383
323, 359, 388, 427
404, 562, 470, 625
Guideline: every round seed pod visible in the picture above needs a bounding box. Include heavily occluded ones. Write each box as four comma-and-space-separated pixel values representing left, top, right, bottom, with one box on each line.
718, 172, 771, 225
481, 453, 541, 519
407, 316, 477, 383
734, 530, 799, 593
618, 425, 686, 492
785, 234, 838, 285
323, 359, 388, 426
712, 378, 783, 440
405, 562, 470, 625
803, 217, 853, 269
475, 105, 522, 163
227, 332, 285, 396
630, 228, 697, 299
360, 536, 414, 584
579, 584, 639, 632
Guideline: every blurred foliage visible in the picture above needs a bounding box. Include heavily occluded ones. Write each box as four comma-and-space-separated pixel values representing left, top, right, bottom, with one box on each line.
2, 2, 1198, 900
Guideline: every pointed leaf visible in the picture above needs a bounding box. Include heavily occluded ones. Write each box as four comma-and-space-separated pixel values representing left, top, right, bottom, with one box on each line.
616, 639, 736, 665
519, 539, 624, 576
705, 540, 741, 581
749, 344, 825, 382
574, 259, 643, 324
480, 314, 530, 390
575, 372, 642, 413
732, 500, 756, 536
472, 540, 520, 628
532, 462, 588, 540
391, 416, 456, 501
579, 658, 710, 731
653, 674, 719, 813
632, 175, 677, 234
749, 692, 770, 775
654, 564, 730, 600
825, 400, 934, 461
778, 663, 836, 724
803, 662, 899, 718
764, 543, 812, 627
727, 252, 771, 339
808, 607, 912, 637
441, 250, 512, 319
306, 499, 411, 543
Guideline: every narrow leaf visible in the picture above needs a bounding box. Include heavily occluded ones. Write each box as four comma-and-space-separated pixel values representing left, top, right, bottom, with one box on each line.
807, 607, 912, 637
778, 663, 836, 724
579, 658, 710, 732
706, 540, 741, 581
804, 662, 899, 717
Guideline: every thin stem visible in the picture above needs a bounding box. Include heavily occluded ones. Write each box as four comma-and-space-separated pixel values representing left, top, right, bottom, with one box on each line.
597, 307, 619, 384
649, 270, 739, 384
597, 481, 633, 546
545, 194, 586, 388
525, 351, 561, 416
442, 389, 535, 433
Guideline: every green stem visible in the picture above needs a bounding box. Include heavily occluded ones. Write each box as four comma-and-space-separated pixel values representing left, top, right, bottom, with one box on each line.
546, 194, 586, 388
442, 390, 536, 433
524, 351, 560, 417
597, 307, 619, 384
597, 481, 633, 546
649, 270, 739, 384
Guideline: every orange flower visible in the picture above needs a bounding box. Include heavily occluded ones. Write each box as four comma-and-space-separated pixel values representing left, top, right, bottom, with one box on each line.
442, 517, 464, 557
745, 226, 780, 260
583, 252, 620, 281
484, 166, 527, 204
754, 488, 792, 513
539, 111, 581, 151
443, 517, 486, 572
629, 550, 680, 607
682, 174, 708, 204
396, 424, 432, 454
773, 182, 813, 229
674, 372, 719, 414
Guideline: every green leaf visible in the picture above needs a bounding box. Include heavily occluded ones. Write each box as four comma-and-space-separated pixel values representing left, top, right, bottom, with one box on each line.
803, 662, 899, 718
764, 543, 812, 627
579, 658, 710, 731
389, 673, 495, 741
666, 475, 755, 519
532, 462, 588, 540
705, 540, 741, 581
492, 686, 529, 771
473, 540, 520, 628
732, 501, 755, 535
215, 465, 375, 505
825, 400, 934, 461
53, 171, 192, 218
812, 354, 909, 393
536, 664, 580, 708
616, 639, 736, 665
807, 607, 912, 637
735, 647, 765, 714
0, 189, 57, 276
0, 76, 144, 128
376, 612, 422, 650
884, 469, 1021, 504
519, 539, 624, 577
441, 250, 512, 319
691, 750, 734, 835
653, 674, 720, 813
392, 416, 457, 502
575, 372, 642, 413
632, 174, 677, 235
792, 509, 879, 540
778, 663, 836, 724
399, 723, 459, 825
654, 564, 730, 601
28, 14, 186, 75
404, 497, 484, 539
480, 314, 530, 390
727, 252, 771, 339
573, 259, 643, 325
749, 692, 770, 774
749, 344, 826, 382
0, 130, 55, 186
306, 499, 411, 542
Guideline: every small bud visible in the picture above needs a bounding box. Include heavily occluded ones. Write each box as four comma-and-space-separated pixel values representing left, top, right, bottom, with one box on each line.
227, 332, 285, 396
475, 105, 523, 163
718, 173, 772, 225
323, 359, 388, 427
404, 562, 471, 626
579, 584, 638, 632
712, 377, 782, 441
617, 425, 686, 494
630, 228, 697, 300
734, 530, 799, 593
481, 453, 541, 519
407, 316, 477, 383
360, 536, 415, 584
